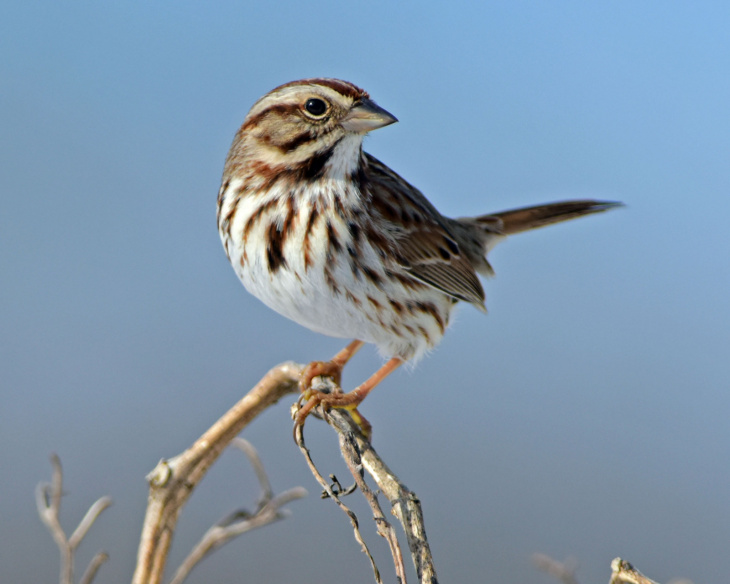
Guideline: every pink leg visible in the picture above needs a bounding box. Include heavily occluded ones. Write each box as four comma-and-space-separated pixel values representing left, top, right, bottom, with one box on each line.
296, 356, 403, 438
299, 340, 365, 391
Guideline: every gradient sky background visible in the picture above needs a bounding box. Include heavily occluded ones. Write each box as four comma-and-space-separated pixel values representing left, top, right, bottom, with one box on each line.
2, 2, 729, 583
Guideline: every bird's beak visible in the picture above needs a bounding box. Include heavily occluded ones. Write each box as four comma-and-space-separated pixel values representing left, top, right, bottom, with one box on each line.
341, 98, 398, 134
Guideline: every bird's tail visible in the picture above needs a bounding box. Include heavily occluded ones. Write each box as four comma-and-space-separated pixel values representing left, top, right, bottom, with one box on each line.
450, 199, 621, 276
476, 199, 623, 235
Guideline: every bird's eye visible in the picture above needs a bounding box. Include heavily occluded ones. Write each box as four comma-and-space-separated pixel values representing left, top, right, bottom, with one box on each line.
304, 98, 328, 117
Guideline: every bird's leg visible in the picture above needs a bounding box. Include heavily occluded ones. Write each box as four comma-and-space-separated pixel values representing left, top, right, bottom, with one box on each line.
299, 339, 365, 392
296, 356, 403, 439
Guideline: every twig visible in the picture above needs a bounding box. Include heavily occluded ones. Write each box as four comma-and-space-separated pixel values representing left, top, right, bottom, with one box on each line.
79, 552, 109, 584
329, 408, 437, 584
132, 361, 302, 584
69, 497, 113, 550
338, 427, 408, 583
532, 553, 580, 584
168, 438, 307, 584
535, 555, 668, 584
610, 558, 660, 584
35, 454, 112, 584
234, 437, 274, 503
294, 377, 438, 584
295, 422, 385, 584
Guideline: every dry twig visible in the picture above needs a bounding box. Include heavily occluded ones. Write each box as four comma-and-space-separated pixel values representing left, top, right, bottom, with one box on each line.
295, 422, 385, 584
132, 361, 302, 584
35, 453, 111, 584
610, 558, 660, 584
534, 554, 670, 584
532, 553, 580, 584
168, 438, 307, 584
294, 376, 437, 584
38, 359, 674, 584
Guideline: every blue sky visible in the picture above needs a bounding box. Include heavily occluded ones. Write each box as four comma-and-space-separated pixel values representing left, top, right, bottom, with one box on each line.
2, 2, 729, 583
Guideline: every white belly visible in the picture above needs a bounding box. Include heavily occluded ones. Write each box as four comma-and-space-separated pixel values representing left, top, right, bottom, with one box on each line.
219, 182, 452, 361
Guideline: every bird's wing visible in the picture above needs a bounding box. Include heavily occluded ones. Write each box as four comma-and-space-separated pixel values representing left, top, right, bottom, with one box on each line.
364, 154, 486, 307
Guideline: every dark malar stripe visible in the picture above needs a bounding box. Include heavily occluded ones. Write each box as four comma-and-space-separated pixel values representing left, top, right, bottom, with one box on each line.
298, 139, 340, 180
350, 155, 369, 194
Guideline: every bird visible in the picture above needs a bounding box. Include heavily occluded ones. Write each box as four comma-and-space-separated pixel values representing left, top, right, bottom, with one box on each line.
216, 78, 620, 434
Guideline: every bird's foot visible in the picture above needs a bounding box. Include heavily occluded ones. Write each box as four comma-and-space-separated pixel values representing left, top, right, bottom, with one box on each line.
298, 360, 344, 393
294, 356, 402, 440
295, 384, 373, 440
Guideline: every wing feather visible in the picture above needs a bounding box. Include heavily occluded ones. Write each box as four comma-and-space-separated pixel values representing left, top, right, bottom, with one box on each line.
365, 154, 486, 307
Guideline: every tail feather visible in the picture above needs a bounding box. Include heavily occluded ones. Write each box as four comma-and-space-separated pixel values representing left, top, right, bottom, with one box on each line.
479, 199, 623, 235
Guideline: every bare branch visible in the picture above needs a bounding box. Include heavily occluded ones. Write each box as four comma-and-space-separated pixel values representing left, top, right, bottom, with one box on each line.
35, 362, 678, 584
36, 455, 71, 584
532, 553, 580, 584
330, 408, 437, 584
35, 454, 111, 584
169, 438, 307, 584
610, 558, 660, 584
69, 496, 113, 549
295, 377, 438, 584
79, 552, 109, 584
132, 361, 303, 584
535, 555, 672, 584
338, 428, 407, 583
232, 437, 274, 503
295, 421, 384, 584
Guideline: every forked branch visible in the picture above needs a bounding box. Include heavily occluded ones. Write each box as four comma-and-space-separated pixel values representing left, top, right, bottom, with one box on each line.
295, 376, 437, 584
132, 362, 302, 584
36, 360, 675, 584
168, 438, 307, 584
534, 553, 675, 584
532, 553, 580, 584
35, 453, 111, 584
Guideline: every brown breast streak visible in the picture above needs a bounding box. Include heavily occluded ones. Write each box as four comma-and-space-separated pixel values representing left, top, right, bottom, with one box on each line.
302, 205, 320, 271
241, 197, 279, 248
265, 196, 297, 273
